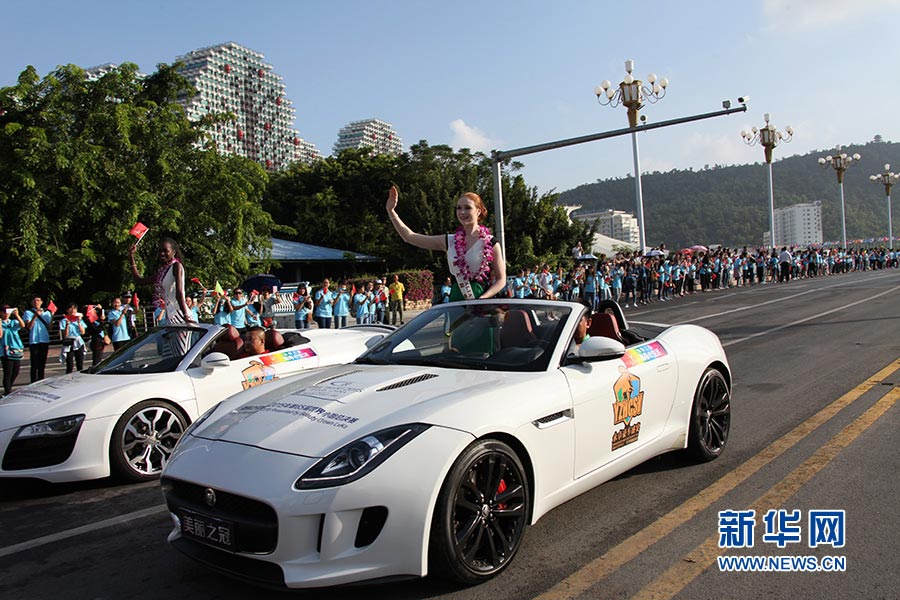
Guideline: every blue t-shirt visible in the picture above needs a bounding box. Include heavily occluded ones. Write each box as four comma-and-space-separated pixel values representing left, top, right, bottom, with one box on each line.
213, 300, 230, 326
314, 290, 335, 318
333, 290, 351, 317
353, 292, 369, 320
23, 309, 53, 344
106, 308, 131, 342
245, 305, 261, 327
2, 320, 24, 358
441, 285, 452, 303
59, 317, 86, 343
229, 298, 248, 328
294, 295, 311, 321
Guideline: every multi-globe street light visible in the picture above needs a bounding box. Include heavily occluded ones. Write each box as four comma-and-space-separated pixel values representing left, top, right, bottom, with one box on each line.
741, 114, 793, 249
870, 164, 899, 250
595, 59, 668, 252
818, 146, 861, 249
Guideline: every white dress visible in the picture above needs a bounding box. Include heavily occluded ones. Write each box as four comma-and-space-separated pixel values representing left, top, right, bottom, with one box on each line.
446, 234, 487, 280
447, 234, 490, 299
156, 261, 187, 325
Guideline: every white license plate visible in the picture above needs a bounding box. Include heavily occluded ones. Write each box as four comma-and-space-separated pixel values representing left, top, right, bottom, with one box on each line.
178, 509, 236, 551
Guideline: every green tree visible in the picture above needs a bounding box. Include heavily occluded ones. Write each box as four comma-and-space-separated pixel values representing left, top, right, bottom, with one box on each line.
264, 142, 590, 276
0, 63, 275, 303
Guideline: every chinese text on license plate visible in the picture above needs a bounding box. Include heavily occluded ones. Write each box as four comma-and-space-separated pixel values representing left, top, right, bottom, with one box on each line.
178, 509, 235, 550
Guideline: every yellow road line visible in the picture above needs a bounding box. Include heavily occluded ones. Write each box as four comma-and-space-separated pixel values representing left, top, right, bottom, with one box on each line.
533, 357, 900, 600
631, 385, 900, 600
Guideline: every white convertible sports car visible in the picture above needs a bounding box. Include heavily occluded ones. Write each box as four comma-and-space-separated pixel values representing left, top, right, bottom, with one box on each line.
161, 299, 731, 588
0, 323, 390, 483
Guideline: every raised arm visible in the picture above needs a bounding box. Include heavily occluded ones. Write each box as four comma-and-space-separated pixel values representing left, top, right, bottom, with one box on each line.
128, 245, 155, 286
386, 185, 447, 252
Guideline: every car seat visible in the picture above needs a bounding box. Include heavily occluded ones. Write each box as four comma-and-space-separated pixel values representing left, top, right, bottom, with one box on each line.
211, 324, 244, 359
588, 312, 625, 344
500, 310, 536, 348
264, 329, 285, 352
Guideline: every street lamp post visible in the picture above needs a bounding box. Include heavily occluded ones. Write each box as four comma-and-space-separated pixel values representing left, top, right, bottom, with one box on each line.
818, 146, 861, 249
741, 114, 793, 249
595, 59, 668, 252
870, 164, 899, 250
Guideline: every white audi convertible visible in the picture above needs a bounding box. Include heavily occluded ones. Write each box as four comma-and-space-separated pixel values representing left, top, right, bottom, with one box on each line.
0, 323, 390, 483
161, 299, 731, 588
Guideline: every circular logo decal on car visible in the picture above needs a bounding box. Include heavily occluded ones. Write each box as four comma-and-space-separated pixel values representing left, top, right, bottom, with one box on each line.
204, 488, 217, 508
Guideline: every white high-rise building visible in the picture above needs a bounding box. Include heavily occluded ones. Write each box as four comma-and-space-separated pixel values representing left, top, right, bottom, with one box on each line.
175, 42, 320, 171
333, 118, 403, 156
574, 209, 640, 247
764, 201, 823, 248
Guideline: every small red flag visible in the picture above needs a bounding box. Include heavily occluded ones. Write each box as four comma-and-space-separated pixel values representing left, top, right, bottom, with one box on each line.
351, 284, 357, 296
129, 222, 149, 243
132, 292, 140, 309
47, 300, 57, 314
85, 305, 99, 323
65, 314, 78, 323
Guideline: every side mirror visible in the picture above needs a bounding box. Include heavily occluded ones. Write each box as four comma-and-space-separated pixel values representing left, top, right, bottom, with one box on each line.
571, 336, 626, 363
201, 352, 230, 374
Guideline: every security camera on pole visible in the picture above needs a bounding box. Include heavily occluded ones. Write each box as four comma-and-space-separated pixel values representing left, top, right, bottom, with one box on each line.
741, 114, 793, 249
870, 164, 899, 250
595, 60, 668, 253
818, 146, 861, 249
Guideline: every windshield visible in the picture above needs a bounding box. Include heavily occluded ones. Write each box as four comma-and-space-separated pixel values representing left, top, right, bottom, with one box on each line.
356, 302, 571, 372
92, 327, 207, 374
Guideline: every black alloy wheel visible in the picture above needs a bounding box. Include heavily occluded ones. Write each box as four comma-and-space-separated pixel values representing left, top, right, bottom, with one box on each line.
430, 439, 530, 584
688, 368, 731, 461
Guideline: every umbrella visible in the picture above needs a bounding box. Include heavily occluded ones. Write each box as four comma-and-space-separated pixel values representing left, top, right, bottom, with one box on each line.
690, 245, 708, 253
241, 274, 282, 293
644, 249, 665, 257
680, 248, 693, 255
576, 253, 599, 261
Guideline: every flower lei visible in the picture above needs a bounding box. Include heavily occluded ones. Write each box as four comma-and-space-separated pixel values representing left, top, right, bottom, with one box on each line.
453, 226, 493, 283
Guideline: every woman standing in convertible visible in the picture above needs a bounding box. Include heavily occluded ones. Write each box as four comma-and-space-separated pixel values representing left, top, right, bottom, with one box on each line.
386, 185, 507, 301
128, 237, 195, 325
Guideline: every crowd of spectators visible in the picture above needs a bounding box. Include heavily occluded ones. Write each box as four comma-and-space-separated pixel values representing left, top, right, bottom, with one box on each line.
508, 245, 900, 310
3, 244, 897, 396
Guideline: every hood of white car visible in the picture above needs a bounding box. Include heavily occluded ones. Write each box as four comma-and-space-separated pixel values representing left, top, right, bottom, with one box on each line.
0, 372, 166, 430
192, 363, 490, 456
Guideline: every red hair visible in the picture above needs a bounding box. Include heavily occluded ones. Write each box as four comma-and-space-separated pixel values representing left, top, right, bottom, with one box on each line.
458, 192, 488, 223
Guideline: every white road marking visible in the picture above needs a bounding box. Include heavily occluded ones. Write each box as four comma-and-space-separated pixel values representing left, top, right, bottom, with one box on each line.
723, 285, 900, 347
0, 505, 166, 559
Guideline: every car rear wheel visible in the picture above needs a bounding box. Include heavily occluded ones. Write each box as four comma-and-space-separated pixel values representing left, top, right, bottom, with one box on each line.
429, 439, 529, 584
110, 401, 187, 481
687, 368, 731, 461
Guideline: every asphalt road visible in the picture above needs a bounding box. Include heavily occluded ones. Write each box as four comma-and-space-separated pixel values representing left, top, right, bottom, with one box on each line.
1, 269, 898, 600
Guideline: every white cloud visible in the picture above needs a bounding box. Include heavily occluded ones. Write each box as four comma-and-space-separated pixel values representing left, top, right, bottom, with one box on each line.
449, 119, 502, 152
763, 0, 900, 31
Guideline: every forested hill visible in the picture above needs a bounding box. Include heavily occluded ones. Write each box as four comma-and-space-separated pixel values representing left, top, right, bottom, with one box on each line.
558, 140, 899, 248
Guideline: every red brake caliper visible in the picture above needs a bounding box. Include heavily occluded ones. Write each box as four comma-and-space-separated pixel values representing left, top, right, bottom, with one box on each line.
496, 479, 507, 510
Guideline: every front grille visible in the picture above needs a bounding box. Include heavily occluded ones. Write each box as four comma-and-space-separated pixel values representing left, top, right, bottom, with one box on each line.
376, 373, 438, 391
2, 433, 79, 471
162, 477, 278, 553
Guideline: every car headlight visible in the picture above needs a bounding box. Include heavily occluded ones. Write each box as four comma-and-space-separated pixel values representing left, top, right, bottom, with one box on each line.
14, 415, 85, 440
295, 423, 430, 490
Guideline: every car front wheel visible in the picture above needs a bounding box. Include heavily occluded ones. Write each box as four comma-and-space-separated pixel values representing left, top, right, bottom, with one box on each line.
110, 400, 187, 481
687, 368, 731, 461
429, 439, 530, 584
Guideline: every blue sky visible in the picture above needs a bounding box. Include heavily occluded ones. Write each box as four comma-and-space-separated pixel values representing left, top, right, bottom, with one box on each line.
3, 0, 899, 194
